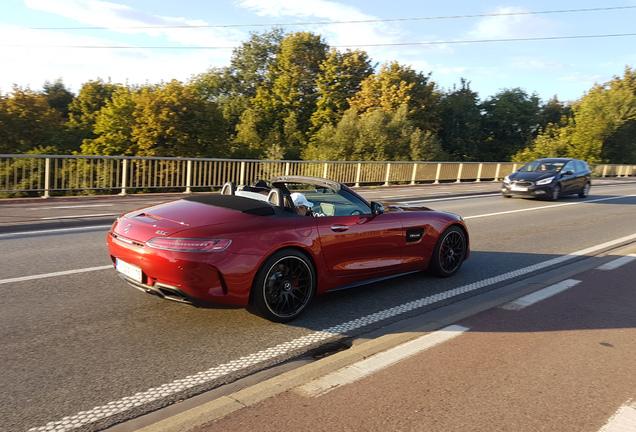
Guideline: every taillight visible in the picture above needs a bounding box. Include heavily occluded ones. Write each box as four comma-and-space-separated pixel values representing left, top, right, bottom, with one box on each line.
146, 238, 231, 252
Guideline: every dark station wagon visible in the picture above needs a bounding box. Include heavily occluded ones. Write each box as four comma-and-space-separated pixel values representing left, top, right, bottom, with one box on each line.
502, 158, 592, 201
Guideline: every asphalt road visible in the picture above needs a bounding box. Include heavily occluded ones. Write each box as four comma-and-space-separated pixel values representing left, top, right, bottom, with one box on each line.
1, 179, 635, 431
201, 245, 636, 432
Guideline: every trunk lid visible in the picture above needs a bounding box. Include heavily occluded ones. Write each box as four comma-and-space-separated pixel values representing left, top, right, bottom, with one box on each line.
113, 198, 258, 241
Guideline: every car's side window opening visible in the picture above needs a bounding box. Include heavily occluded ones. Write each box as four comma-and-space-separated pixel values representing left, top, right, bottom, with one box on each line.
302, 188, 370, 216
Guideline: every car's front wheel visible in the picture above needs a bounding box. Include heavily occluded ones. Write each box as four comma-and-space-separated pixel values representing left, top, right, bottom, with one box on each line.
549, 184, 561, 201
249, 250, 316, 323
428, 225, 467, 277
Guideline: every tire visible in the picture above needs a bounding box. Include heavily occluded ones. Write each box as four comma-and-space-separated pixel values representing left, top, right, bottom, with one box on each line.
502, 193, 512, 198
249, 250, 316, 323
579, 182, 590, 198
428, 225, 467, 277
549, 184, 561, 201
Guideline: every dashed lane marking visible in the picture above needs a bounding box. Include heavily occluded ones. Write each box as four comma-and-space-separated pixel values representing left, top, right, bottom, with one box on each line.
464, 193, 636, 220
596, 254, 636, 271
39, 213, 117, 220
0, 225, 112, 238
598, 400, 636, 432
500, 279, 581, 310
296, 325, 469, 398
0, 266, 113, 285
30, 204, 113, 210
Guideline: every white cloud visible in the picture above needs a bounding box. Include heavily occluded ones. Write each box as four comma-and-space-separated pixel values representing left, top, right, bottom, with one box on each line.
238, 0, 368, 21
465, 6, 561, 40
508, 57, 568, 71
1, 0, 245, 93
0, 21, 228, 92
24, 0, 244, 46
237, 0, 422, 65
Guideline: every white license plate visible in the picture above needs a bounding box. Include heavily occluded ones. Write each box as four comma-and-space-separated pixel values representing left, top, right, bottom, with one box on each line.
511, 185, 528, 192
116, 258, 143, 283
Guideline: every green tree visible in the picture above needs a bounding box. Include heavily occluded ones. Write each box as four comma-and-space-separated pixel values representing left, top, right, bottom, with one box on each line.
238, 31, 329, 159
83, 81, 229, 157
42, 79, 74, 118
570, 66, 636, 163
303, 106, 446, 162
68, 79, 122, 151
538, 96, 571, 129
190, 29, 285, 142
512, 120, 575, 162
437, 79, 483, 161
515, 67, 636, 164
0, 85, 66, 153
309, 49, 374, 134
479, 88, 541, 161
348, 61, 440, 133
132, 80, 229, 157
81, 86, 137, 155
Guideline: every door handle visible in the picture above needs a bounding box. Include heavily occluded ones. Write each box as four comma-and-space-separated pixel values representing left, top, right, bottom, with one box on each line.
331, 225, 349, 232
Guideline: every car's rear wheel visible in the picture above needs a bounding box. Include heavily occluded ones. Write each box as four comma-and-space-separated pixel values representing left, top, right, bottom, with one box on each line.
549, 184, 561, 201
579, 182, 590, 198
249, 250, 316, 323
428, 225, 467, 277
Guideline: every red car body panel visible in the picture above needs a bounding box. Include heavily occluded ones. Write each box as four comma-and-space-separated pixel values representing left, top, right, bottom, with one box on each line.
106, 178, 469, 313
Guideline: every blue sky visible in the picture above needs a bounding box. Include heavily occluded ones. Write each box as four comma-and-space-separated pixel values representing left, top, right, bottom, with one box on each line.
1, 0, 635, 103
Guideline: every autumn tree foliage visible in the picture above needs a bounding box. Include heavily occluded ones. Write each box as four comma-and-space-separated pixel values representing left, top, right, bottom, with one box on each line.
2, 28, 635, 164
82, 80, 228, 157
0, 85, 66, 154
515, 67, 636, 164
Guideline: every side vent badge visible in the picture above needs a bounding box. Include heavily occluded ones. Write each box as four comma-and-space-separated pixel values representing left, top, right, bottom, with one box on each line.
406, 228, 424, 243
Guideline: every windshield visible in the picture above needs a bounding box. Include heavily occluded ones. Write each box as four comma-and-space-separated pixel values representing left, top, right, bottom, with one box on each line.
519, 161, 565, 173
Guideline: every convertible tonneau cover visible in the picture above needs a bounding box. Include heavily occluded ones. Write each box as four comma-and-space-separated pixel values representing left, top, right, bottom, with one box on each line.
184, 194, 276, 216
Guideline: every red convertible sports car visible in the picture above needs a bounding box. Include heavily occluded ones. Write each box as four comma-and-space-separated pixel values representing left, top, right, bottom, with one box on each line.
107, 176, 469, 322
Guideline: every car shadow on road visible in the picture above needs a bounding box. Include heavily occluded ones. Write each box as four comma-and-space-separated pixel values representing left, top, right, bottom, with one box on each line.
289, 249, 636, 338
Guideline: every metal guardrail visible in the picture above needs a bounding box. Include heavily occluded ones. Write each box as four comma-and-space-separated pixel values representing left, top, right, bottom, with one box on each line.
1, 154, 634, 198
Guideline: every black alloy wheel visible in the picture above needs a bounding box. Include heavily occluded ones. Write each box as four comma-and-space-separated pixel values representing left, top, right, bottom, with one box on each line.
550, 184, 561, 201
249, 250, 316, 323
428, 225, 467, 277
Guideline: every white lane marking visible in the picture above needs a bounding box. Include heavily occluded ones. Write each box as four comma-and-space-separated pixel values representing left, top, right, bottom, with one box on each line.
40, 213, 117, 220
596, 254, 636, 271
28, 233, 636, 432
406, 190, 636, 207
464, 193, 636, 220
407, 193, 497, 203
500, 279, 581, 310
598, 399, 636, 432
296, 325, 469, 398
0, 266, 113, 285
0, 225, 113, 238
30, 204, 113, 210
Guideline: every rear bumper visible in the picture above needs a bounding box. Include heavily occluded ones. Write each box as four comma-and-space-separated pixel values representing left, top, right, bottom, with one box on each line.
107, 233, 259, 307
117, 273, 198, 305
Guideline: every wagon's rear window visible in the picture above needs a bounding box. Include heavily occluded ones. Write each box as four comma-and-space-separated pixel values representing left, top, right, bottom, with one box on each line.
183, 194, 275, 216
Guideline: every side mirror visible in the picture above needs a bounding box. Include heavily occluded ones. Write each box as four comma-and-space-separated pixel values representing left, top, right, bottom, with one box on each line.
563, 170, 573, 176
371, 201, 384, 216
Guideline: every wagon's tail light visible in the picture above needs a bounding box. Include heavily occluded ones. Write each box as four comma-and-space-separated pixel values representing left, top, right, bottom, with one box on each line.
146, 238, 231, 252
